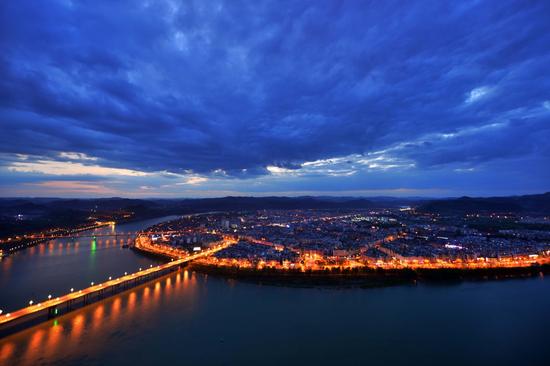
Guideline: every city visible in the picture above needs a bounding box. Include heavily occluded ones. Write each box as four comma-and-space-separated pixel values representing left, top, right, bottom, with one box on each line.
139, 207, 550, 275
1, 1, 550, 365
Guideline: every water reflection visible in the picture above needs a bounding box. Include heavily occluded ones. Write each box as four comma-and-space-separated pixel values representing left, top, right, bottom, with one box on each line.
43, 321, 63, 359
0, 341, 14, 362
0, 216, 179, 312
70, 314, 84, 340
0, 269, 196, 366
1, 272, 548, 366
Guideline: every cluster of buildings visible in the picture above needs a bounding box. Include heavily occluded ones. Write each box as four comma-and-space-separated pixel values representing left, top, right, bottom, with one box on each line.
145, 209, 550, 271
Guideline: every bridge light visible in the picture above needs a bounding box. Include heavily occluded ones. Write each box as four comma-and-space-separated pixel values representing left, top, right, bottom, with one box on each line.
48, 294, 52, 299
91, 282, 94, 286
109, 276, 112, 280
0, 310, 2, 315
70, 288, 74, 292
150, 265, 153, 268
29, 300, 33, 306
139, 267, 142, 271
124, 272, 128, 275
6, 313, 10, 317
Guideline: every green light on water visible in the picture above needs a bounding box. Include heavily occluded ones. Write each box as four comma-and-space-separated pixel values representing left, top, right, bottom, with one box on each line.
53, 319, 58, 327
91, 239, 97, 252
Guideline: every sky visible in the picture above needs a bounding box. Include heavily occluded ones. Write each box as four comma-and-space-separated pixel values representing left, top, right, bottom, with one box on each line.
1, 0, 549, 198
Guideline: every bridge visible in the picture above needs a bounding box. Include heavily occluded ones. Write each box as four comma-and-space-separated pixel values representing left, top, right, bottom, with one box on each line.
0, 235, 236, 333
6, 230, 217, 241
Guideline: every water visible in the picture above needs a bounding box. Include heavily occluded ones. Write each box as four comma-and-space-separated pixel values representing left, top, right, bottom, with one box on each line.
0, 216, 178, 312
1, 217, 549, 365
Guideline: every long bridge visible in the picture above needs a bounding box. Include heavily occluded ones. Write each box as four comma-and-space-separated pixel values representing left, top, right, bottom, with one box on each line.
5, 230, 208, 241
0, 235, 236, 334
1, 230, 217, 254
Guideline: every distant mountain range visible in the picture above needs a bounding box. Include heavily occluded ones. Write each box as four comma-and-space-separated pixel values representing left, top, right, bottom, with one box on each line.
418, 192, 550, 215
0, 196, 390, 218
0, 196, 395, 237
1, 193, 548, 220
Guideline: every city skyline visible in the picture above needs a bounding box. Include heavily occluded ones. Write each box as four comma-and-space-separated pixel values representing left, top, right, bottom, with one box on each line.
1, 1, 550, 198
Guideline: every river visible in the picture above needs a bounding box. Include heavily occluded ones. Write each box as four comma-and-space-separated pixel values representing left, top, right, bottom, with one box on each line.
0, 217, 549, 365
0, 216, 178, 312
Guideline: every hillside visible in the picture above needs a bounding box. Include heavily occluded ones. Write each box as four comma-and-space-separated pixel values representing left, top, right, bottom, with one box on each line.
418, 192, 550, 215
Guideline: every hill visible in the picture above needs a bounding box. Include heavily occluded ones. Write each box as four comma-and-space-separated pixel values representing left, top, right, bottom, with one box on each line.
418, 192, 550, 215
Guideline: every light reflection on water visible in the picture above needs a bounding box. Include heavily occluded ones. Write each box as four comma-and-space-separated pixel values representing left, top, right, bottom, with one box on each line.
0, 272, 549, 366
0, 216, 179, 312
1, 213, 549, 365
0, 269, 196, 366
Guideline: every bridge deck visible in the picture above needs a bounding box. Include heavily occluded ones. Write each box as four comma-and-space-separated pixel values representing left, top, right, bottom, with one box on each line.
0, 236, 235, 327
9, 230, 211, 240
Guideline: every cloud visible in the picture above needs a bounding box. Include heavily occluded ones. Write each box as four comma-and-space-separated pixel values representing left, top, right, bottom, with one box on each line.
178, 176, 209, 185
0, 0, 549, 196
58, 152, 98, 161
21, 180, 119, 196
465, 86, 493, 104
8, 157, 149, 176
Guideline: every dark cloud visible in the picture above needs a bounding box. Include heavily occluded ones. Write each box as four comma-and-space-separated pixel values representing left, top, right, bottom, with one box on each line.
0, 0, 549, 195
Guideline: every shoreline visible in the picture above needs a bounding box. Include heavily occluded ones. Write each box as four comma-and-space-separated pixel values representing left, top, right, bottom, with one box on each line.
188, 262, 549, 288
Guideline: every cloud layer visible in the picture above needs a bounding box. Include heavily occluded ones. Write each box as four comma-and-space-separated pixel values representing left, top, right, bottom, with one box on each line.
1, 0, 549, 197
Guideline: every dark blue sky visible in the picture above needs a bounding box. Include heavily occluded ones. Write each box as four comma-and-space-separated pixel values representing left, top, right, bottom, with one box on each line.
1, 0, 549, 197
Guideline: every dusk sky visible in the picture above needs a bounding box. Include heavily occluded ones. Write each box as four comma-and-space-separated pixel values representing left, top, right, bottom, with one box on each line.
1, 0, 549, 198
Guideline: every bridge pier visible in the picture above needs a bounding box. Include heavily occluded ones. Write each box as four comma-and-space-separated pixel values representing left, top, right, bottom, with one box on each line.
47, 306, 58, 319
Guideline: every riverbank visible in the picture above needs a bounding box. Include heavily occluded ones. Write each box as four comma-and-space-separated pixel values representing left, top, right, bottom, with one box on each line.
0, 222, 113, 256
188, 262, 550, 288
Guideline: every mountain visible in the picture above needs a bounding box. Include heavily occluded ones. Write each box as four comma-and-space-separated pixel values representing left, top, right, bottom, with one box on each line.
3, 193, 548, 222
159, 196, 380, 212
0, 196, 381, 218
418, 192, 550, 215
